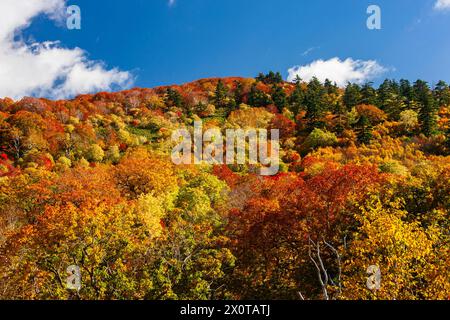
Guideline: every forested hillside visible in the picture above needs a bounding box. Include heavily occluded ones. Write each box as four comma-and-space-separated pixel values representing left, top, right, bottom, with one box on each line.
0, 73, 449, 300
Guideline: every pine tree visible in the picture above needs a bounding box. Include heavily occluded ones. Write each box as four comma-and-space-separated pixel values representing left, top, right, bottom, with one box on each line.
256, 73, 266, 82
399, 79, 417, 111
289, 82, 305, 115
357, 115, 373, 144
378, 79, 404, 120
214, 79, 229, 109
293, 75, 302, 84
390, 80, 400, 95
378, 79, 394, 107
343, 83, 362, 110
420, 94, 438, 137
333, 101, 347, 134
382, 92, 405, 120
413, 80, 430, 102
272, 71, 283, 84
445, 126, 450, 152
304, 77, 326, 129
233, 80, 243, 106
414, 80, 438, 136
400, 79, 413, 99
324, 79, 338, 95
434, 80, 450, 107
248, 83, 272, 107
360, 82, 378, 105
165, 88, 184, 108
256, 71, 283, 84
271, 85, 287, 112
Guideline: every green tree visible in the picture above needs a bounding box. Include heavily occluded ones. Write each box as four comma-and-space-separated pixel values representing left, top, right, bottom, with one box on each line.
414, 80, 438, 136
271, 85, 287, 112
304, 77, 326, 129
256, 71, 283, 84
165, 88, 184, 109
420, 94, 438, 136
289, 81, 305, 115
324, 79, 338, 95
380, 92, 405, 120
357, 115, 373, 144
400, 79, 413, 99
343, 83, 362, 110
377, 79, 405, 119
248, 83, 272, 107
399, 79, 420, 112
87, 144, 105, 163
333, 101, 347, 134
434, 80, 450, 107
360, 82, 378, 105
214, 80, 229, 109
303, 128, 338, 150
233, 80, 244, 105
445, 127, 450, 153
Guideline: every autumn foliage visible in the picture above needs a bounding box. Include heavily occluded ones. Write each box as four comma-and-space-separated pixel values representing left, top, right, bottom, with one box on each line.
0, 75, 449, 300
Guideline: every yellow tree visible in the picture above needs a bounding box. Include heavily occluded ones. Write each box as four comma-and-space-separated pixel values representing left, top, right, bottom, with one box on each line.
341, 196, 447, 300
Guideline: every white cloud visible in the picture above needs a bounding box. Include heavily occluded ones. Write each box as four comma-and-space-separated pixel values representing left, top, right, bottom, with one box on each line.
302, 46, 319, 57
287, 57, 388, 87
434, 0, 450, 10
0, 0, 133, 100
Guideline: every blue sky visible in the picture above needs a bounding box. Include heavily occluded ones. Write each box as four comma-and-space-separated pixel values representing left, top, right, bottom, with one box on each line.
1, 0, 450, 99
